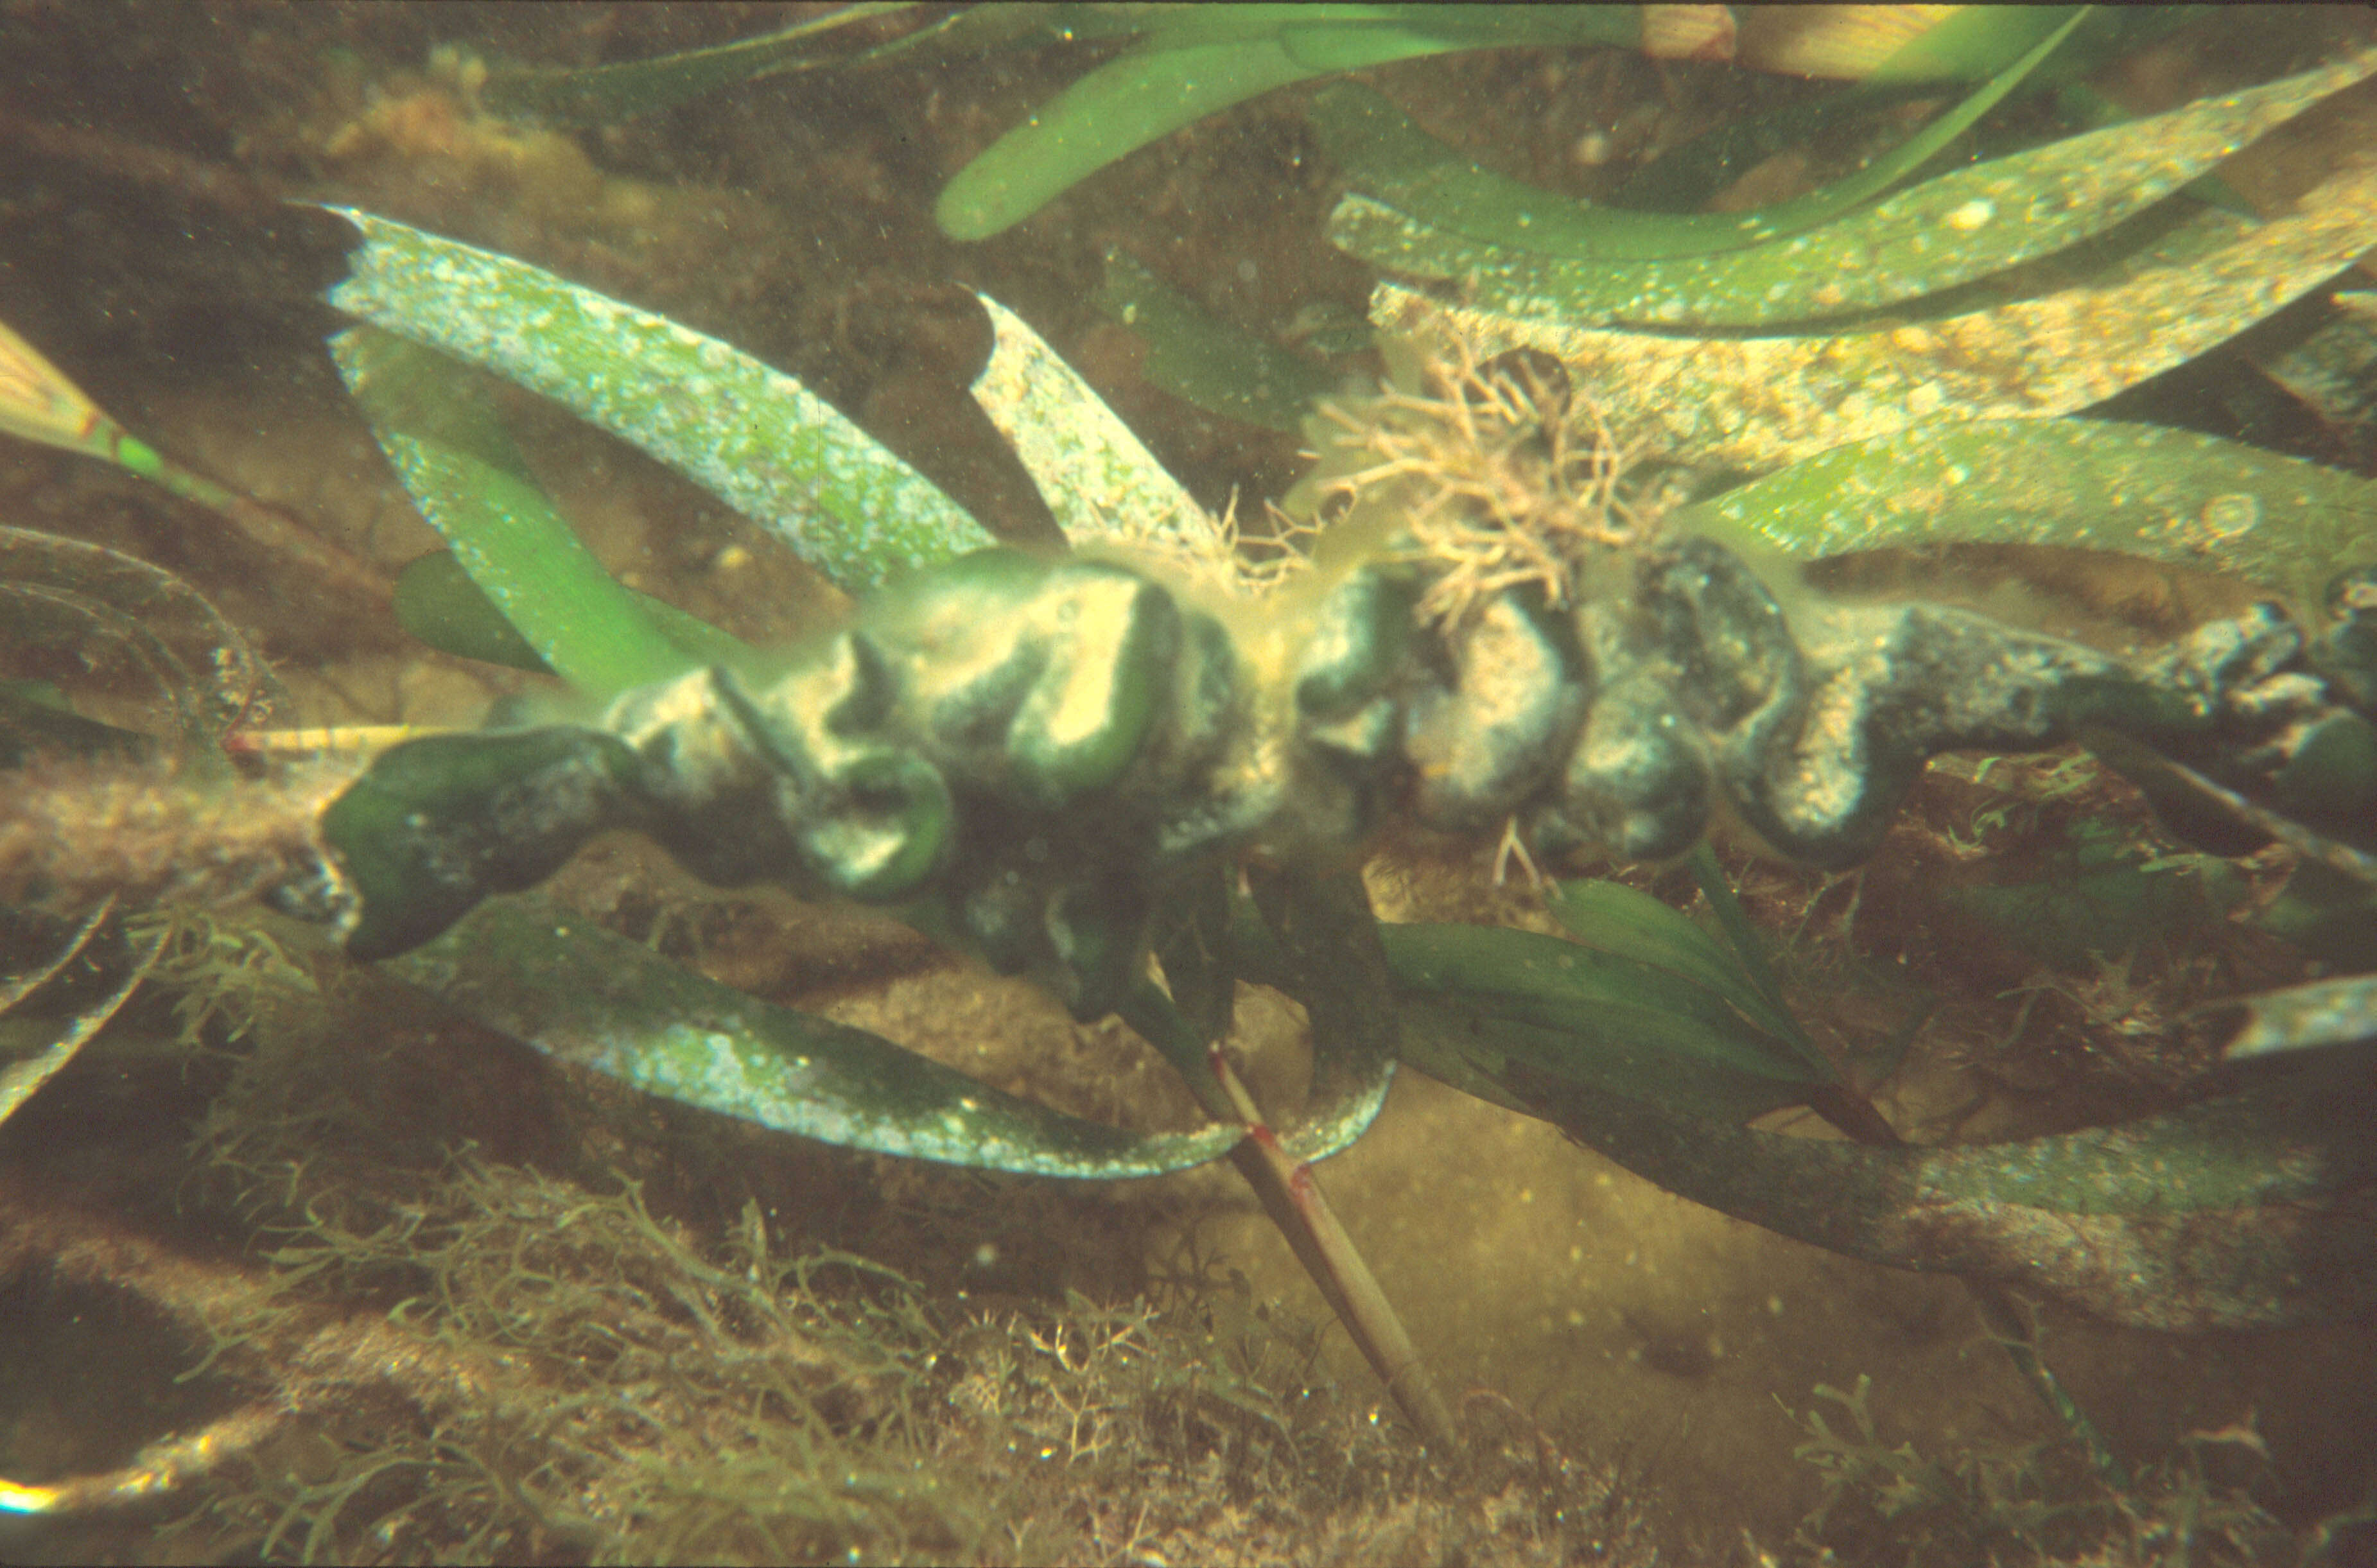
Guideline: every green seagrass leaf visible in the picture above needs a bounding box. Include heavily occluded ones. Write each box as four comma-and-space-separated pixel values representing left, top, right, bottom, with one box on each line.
385, 884, 1391, 1176
968, 294, 1232, 573
933, 8, 1639, 241
1379, 919, 1826, 1099
1396, 998, 1816, 1128
392, 551, 756, 681
324, 208, 991, 593
1859, 4, 2125, 87
1316, 11, 2083, 266
331, 326, 695, 702
1684, 417, 2377, 605
479, 2, 916, 126
387, 897, 1252, 1179
1544, 879, 1804, 1047
1093, 250, 1341, 433
589, 0, 1622, 137
936, 38, 1309, 243
1507, 1052, 2377, 1330
392, 551, 552, 675
1374, 128, 2377, 471
1326, 46, 2377, 328
0, 904, 161, 1133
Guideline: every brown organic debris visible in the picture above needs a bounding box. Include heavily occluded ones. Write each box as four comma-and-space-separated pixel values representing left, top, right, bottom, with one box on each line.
1318, 329, 1673, 627
0, 756, 352, 915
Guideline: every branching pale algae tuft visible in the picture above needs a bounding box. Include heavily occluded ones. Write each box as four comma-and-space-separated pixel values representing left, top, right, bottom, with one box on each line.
5, 6, 2377, 1562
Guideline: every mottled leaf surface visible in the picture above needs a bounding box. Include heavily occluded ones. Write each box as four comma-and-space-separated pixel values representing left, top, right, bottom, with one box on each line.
1373, 139, 2377, 470
325, 208, 989, 593
1510, 1055, 2377, 1330
970, 295, 1234, 577
388, 898, 1242, 1178
1327, 48, 2377, 327
385, 897, 1384, 1179
1687, 417, 2377, 602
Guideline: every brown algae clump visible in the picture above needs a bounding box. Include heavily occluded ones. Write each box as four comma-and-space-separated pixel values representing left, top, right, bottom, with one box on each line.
1307, 323, 1684, 629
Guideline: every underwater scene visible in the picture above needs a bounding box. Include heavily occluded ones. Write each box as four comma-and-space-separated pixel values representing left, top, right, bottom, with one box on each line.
4, 3, 2377, 1563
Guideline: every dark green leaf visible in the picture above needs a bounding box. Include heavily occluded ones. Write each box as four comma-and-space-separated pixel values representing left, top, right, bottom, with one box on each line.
1683, 844, 1823, 1063
1378, 918, 1828, 1129
321, 729, 649, 963
1398, 998, 1817, 1127
480, 2, 917, 126
1093, 251, 1340, 432
1544, 878, 1804, 1046
387, 898, 1264, 1179
392, 551, 552, 675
